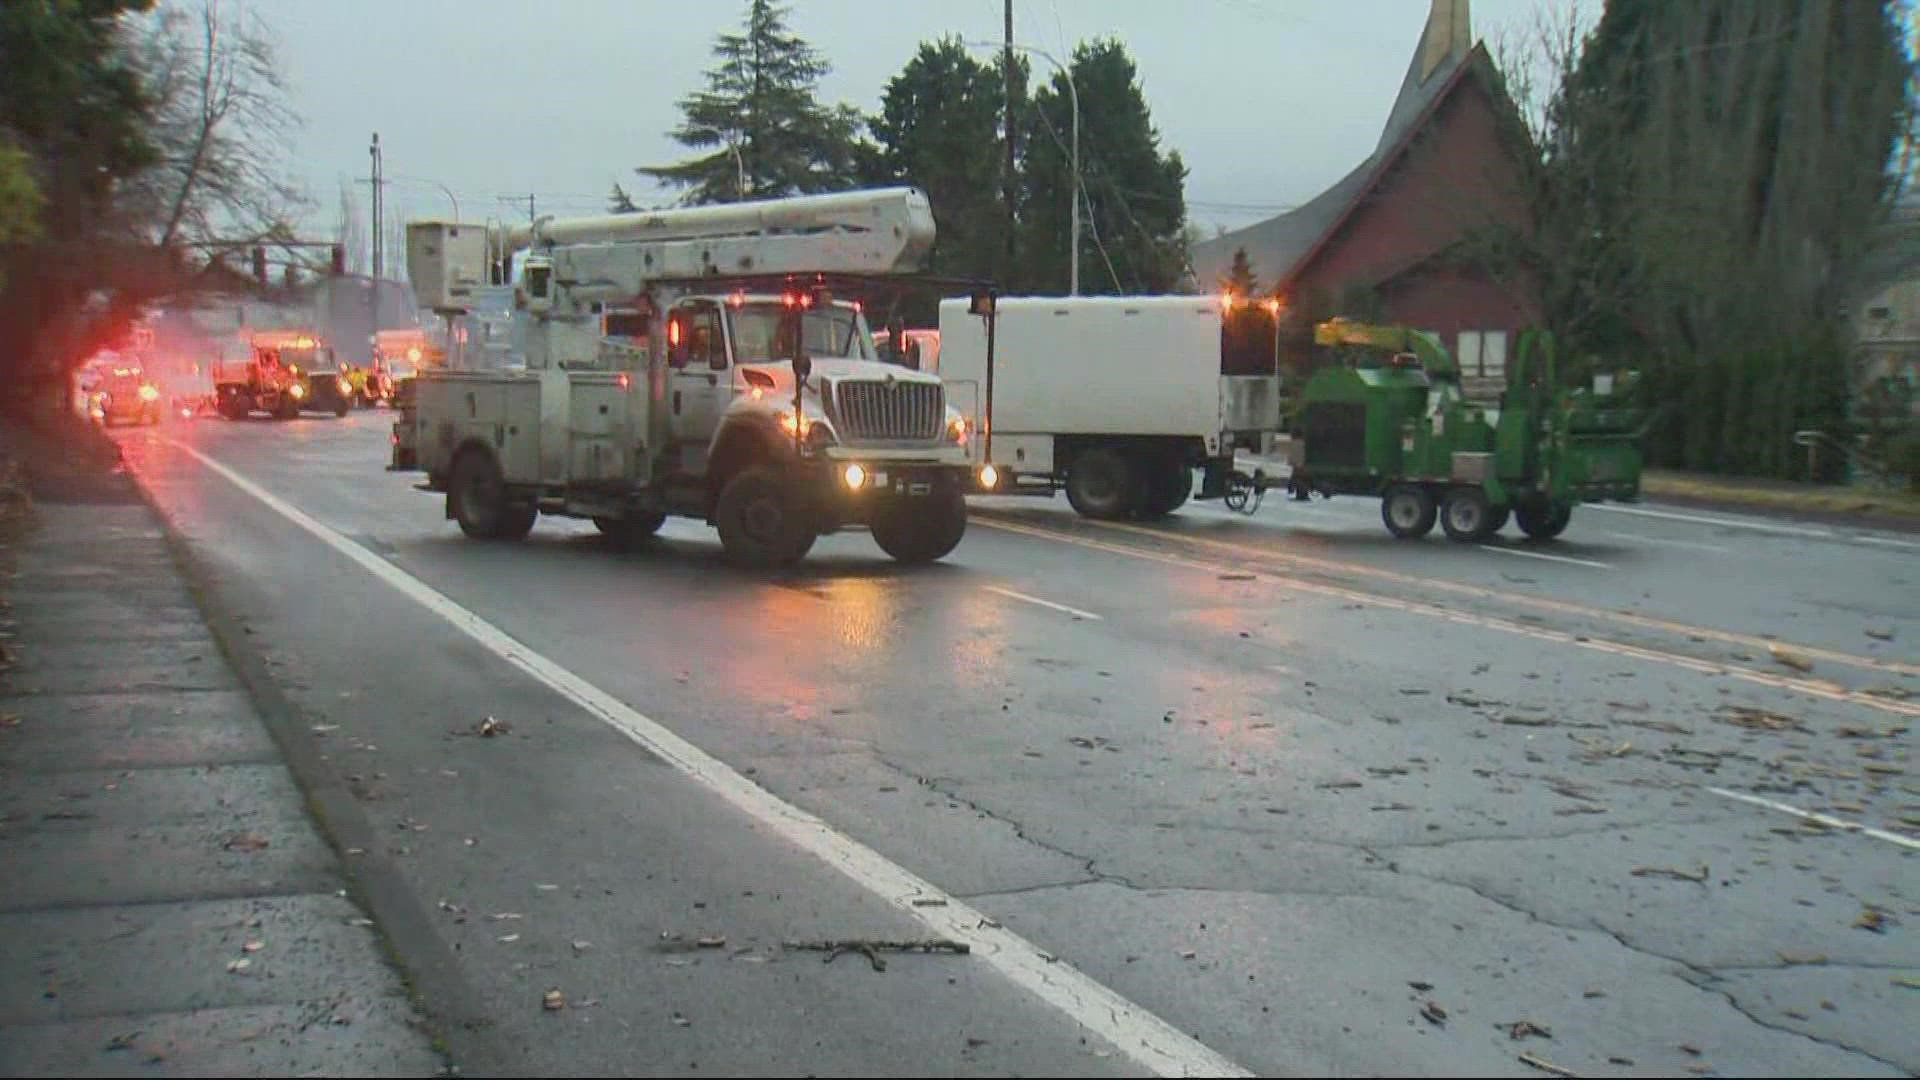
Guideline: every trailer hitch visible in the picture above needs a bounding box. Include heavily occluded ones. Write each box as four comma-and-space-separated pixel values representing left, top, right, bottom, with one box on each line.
1223, 467, 1279, 514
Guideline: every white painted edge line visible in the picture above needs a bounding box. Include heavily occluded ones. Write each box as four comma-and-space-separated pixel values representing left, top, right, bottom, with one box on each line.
1476, 544, 1613, 570
163, 441, 1248, 1080
1600, 531, 1733, 554
983, 585, 1103, 621
1588, 503, 1834, 538
1706, 786, 1919, 852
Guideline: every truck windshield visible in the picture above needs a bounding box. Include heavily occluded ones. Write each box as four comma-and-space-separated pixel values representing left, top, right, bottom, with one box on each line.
728, 303, 870, 363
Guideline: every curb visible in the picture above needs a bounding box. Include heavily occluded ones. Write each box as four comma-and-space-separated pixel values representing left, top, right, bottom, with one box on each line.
122, 440, 514, 1078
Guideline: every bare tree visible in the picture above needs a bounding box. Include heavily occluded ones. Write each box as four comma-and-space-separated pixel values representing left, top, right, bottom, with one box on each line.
121, 0, 307, 254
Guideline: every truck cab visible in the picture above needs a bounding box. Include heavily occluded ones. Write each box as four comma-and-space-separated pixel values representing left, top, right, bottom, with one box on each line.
215, 331, 354, 420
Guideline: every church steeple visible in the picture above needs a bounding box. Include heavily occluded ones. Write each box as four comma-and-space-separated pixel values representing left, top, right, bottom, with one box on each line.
1420, 0, 1472, 82
1377, 0, 1475, 153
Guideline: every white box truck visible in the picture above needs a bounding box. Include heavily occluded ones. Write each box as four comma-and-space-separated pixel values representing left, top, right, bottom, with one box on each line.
939, 295, 1281, 519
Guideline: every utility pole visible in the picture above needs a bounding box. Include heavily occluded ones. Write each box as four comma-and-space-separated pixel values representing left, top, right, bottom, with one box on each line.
370, 132, 384, 333
1003, 0, 1016, 273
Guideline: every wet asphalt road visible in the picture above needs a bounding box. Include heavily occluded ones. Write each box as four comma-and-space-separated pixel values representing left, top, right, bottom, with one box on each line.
111, 410, 1916, 1077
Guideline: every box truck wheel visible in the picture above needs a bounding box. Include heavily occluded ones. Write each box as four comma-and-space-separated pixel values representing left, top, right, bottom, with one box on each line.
1515, 501, 1572, 540
716, 465, 814, 568
1440, 487, 1497, 542
1065, 447, 1139, 519
1382, 484, 1437, 539
1135, 454, 1191, 520
450, 449, 533, 540
871, 488, 967, 564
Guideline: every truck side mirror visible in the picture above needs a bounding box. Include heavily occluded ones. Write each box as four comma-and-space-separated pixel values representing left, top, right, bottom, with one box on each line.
792, 353, 812, 381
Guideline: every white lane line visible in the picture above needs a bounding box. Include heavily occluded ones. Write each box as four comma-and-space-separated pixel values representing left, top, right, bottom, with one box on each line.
1588, 503, 1834, 538
1707, 787, 1919, 851
984, 585, 1103, 621
1476, 544, 1613, 570
159, 441, 1247, 1080
1601, 531, 1733, 554
1853, 534, 1920, 552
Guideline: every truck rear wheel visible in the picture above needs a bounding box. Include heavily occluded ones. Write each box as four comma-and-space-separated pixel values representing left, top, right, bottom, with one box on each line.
595, 512, 666, 549
715, 465, 814, 568
871, 488, 967, 564
450, 449, 533, 540
1381, 484, 1437, 539
1065, 447, 1138, 519
1134, 455, 1191, 520
220, 394, 251, 421
1515, 501, 1572, 540
1440, 487, 1497, 542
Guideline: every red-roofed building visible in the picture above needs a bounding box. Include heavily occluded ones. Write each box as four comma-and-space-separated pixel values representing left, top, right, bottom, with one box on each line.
1191, 0, 1537, 396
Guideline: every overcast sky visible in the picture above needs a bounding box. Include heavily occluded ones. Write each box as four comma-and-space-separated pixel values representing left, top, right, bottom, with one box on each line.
246, 0, 1596, 239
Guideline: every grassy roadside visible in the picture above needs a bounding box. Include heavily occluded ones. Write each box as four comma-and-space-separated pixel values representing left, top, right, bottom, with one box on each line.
1643, 469, 1920, 525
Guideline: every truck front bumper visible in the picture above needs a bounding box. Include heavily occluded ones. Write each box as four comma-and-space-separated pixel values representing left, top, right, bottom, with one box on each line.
800, 459, 972, 528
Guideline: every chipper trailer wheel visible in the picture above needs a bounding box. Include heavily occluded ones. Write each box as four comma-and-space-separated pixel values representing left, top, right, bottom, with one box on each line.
1381, 484, 1437, 539
1440, 487, 1498, 543
1516, 501, 1573, 541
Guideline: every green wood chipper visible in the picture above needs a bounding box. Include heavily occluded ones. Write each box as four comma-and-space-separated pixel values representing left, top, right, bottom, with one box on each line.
1282, 319, 1648, 542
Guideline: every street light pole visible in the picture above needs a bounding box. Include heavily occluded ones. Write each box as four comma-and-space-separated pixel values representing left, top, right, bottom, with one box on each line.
967, 39, 1078, 295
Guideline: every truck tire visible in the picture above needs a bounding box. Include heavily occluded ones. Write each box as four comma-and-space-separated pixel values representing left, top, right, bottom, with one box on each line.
715, 465, 814, 569
595, 512, 666, 548
274, 395, 299, 421
220, 395, 249, 421
1381, 484, 1436, 539
1440, 487, 1497, 542
1064, 447, 1138, 519
1135, 455, 1191, 520
1515, 501, 1572, 540
871, 488, 968, 564
450, 449, 532, 540
333, 396, 351, 418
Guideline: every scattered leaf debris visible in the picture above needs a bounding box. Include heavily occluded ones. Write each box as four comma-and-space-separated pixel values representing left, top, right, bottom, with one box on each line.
542, 988, 565, 1011
1631, 865, 1709, 884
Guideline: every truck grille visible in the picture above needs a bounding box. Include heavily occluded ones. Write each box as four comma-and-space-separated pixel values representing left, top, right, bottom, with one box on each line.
832, 380, 943, 442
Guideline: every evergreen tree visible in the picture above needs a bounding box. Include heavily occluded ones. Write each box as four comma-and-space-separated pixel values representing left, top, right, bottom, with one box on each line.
641, 0, 863, 204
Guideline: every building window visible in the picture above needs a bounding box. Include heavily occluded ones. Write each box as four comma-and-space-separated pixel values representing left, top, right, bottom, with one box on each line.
1457, 331, 1481, 375
1869, 305, 1892, 320
1482, 331, 1507, 380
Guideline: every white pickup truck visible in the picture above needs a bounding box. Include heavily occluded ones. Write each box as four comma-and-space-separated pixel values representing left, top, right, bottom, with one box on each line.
390, 188, 982, 568
939, 295, 1280, 518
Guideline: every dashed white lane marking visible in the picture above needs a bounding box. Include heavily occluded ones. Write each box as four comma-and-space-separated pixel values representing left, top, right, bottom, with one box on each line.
1599, 530, 1732, 554
1477, 544, 1614, 570
984, 585, 1103, 621
163, 440, 1250, 1079
1707, 787, 1919, 851
1588, 503, 1834, 538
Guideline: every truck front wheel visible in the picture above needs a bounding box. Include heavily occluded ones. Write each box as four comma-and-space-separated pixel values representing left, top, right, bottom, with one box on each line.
1065, 447, 1139, 519
450, 450, 534, 540
871, 488, 967, 565
715, 465, 814, 568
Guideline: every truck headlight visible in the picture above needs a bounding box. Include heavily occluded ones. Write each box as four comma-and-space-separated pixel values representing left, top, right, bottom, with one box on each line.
137, 384, 159, 402
843, 463, 866, 489
946, 414, 969, 445
289, 383, 306, 399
